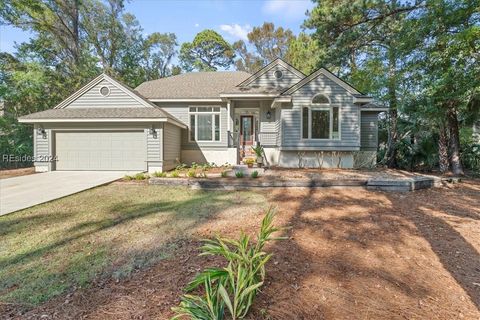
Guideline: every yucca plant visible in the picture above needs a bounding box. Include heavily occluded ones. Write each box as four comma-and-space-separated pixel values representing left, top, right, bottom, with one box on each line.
172, 207, 283, 320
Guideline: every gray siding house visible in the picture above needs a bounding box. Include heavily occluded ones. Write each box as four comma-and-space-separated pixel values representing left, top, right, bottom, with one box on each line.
19, 59, 387, 173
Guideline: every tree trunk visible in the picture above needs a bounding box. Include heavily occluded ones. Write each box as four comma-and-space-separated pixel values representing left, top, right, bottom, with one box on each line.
438, 123, 449, 174
385, 47, 398, 168
446, 103, 464, 175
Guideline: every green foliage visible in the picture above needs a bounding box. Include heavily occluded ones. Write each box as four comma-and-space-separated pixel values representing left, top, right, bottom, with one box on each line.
153, 171, 167, 178
170, 170, 180, 178
235, 171, 244, 178
171, 276, 225, 320
172, 207, 283, 320
233, 22, 295, 72
251, 171, 259, 179
134, 172, 148, 180
286, 33, 321, 75
180, 30, 234, 71
221, 170, 228, 178
187, 169, 197, 178
123, 175, 133, 181
251, 145, 264, 158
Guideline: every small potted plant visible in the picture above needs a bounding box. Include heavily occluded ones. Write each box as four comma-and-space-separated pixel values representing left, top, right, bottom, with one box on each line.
251, 144, 264, 167
244, 157, 255, 168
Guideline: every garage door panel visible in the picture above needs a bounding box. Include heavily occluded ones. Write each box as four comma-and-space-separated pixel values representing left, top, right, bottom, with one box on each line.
55, 131, 146, 171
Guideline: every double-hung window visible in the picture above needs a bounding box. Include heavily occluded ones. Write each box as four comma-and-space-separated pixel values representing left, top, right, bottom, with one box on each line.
301, 94, 340, 140
189, 107, 221, 142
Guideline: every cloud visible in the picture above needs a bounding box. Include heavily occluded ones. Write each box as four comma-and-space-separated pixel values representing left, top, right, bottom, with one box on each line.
194, 23, 200, 28
219, 24, 252, 41
262, 0, 313, 20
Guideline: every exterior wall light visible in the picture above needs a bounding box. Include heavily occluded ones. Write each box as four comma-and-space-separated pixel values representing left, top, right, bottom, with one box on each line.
37, 127, 46, 139
266, 111, 272, 119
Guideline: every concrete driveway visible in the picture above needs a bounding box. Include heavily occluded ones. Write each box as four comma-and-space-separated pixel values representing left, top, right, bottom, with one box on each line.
0, 171, 131, 216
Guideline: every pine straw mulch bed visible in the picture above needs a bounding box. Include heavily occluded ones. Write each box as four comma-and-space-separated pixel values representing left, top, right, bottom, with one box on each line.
2, 180, 480, 320
0, 167, 35, 179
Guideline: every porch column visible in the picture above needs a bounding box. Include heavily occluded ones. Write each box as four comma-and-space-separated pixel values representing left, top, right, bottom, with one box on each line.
227, 99, 231, 131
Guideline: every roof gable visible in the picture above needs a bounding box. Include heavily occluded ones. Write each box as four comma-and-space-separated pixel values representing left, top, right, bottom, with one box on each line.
55, 73, 155, 109
282, 68, 363, 96
237, 58, 305, 88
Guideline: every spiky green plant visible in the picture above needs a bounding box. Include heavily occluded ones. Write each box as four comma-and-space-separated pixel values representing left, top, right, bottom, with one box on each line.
171, 276, 225, 320
172, 207, 283, 320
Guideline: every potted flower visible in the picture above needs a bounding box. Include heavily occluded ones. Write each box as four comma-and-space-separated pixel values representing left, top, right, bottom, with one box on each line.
251, 144, 264, 167
244, 157, 255, 168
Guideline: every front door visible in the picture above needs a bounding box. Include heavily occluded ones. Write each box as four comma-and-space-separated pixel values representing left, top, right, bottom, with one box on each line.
240, 115, 254, 145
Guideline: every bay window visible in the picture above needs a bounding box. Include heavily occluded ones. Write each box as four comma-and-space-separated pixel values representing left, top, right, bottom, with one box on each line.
189, 107, 221, 142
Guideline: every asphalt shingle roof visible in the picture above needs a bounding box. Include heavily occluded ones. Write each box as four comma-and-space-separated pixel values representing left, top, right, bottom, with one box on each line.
19, 107, 173, 120
135, 71, 251, 99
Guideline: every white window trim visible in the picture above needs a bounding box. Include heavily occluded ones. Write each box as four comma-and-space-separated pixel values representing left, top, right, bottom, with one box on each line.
188, 106, 222, 142
311, 94, 330, 104
300, 104, 341, 140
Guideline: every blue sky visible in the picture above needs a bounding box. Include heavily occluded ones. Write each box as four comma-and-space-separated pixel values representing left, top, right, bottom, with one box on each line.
0, 0, 314, 54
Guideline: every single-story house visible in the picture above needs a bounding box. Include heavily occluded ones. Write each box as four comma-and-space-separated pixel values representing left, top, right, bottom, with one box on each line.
19, 58, 387, 173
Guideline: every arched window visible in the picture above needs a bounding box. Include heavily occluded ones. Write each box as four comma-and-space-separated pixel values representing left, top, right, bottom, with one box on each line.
302, 95, 340, 140
312, 94, 330, 104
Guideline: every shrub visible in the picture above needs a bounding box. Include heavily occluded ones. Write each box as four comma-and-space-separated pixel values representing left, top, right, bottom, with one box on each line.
134, 172, 148, 180
153, 171, 167, 178
123, 175, 133, 181
191, 162, 198, 169
251, 145, 264, 158
172, 207, 283, 320
221, 170, 228, 178
244, 158, 255, 166
175, 163, 187, 171
251, 170, 259, 179
187, 169, 196, 178
170, 170, 180, 178
235, 171, 244, 178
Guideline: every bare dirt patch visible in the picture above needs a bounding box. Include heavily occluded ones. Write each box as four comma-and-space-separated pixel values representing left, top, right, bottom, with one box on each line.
0, 167, 35, 179
2, 180, 480, 319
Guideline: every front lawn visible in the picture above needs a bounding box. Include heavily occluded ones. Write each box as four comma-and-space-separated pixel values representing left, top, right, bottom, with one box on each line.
1, 180, 480, 319
0, 183, 266, 307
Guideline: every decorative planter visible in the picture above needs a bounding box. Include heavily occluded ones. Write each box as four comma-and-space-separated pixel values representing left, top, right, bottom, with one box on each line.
256, 157, 263, 167
247, 163, 254, 168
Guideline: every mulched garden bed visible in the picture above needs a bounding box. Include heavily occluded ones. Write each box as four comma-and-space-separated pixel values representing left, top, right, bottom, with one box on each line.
3, 180, 480, 319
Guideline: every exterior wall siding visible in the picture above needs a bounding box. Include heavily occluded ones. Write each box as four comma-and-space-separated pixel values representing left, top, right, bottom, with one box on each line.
33, 124, 51, 172
155, 102, 228, 150
163, 123, 182, 170
281, 74, 360, 151
360, 112, 379, 151
248, 65, 303, 88
67, 79, 145, 108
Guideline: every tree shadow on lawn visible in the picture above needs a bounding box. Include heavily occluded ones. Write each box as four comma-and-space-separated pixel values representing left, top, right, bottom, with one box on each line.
0, 187, 250, 308
250, 182, 480, 319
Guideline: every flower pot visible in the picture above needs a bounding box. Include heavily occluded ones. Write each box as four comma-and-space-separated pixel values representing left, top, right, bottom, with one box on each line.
247, 163, 253, 168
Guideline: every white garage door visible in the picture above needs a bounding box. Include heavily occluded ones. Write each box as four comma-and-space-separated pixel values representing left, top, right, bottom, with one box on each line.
55, 131, 146, 171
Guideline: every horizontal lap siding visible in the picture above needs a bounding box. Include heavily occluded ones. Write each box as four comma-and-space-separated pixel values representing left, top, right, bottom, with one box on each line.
259, 101, 278, 146
248, 65, 303, 88
34, 125, 49, 158
282, 74, 360, 150
156, 103, 228, 150
360, 112, 379, 151
147, 127, 161, 161
163, 123, 181, 163
68, 79, 145, 108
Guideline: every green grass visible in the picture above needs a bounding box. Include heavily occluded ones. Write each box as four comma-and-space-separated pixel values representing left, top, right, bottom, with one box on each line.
0, 184, 265, 307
